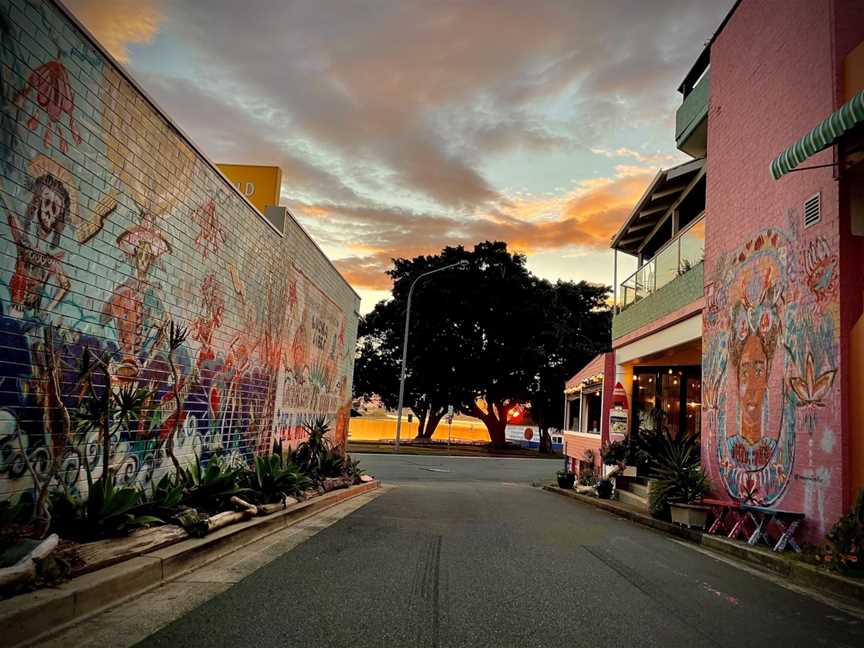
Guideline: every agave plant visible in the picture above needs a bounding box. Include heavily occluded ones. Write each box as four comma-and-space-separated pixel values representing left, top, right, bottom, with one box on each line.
140, 471, 187, 518
648, 436, 710, 517
245, 454, 311, 504
181, 455, 250, 512
291, 416, 334, 480
344, 454, 365, 483
84, 469, 163, 538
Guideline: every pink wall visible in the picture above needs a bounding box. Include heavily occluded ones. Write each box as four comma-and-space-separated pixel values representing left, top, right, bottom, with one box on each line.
703, 0, 863, 540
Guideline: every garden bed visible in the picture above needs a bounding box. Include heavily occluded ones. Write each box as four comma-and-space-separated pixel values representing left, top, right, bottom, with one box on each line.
0, 479, 380, 648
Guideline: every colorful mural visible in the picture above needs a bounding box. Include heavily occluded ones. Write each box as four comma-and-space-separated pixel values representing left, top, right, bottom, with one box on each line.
704, 224, 839, 530
0, 0, 358, 513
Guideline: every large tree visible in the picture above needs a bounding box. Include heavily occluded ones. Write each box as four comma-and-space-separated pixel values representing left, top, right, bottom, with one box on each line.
528, 280, 612, 452
355, 241, 612, 448
354, 273, 466, 440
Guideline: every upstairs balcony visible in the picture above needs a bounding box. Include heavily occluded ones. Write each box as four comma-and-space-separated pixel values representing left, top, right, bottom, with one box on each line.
617, 215, 704, 310
610, 158, 705, 341
676, 48, 709, 158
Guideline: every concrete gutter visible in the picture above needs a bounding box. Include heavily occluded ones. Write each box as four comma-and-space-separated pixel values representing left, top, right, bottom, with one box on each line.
542, 485, 864, 606
0, 480, 380, 648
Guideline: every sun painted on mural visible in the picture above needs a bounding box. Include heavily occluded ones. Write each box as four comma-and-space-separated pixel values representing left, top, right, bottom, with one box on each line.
705, 226, 839, 512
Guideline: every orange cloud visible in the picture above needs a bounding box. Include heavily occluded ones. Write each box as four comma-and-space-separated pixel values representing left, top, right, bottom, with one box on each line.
316, 167, 654, 291
66, 0, 163, 63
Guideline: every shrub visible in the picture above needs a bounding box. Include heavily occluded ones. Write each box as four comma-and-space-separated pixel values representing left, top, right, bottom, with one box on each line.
578, 467, 597, 487
49, 467, 162, 541
816, 489, 864, 576
181, 456, 250, 513
244, 454, 311, 504
601, 440, 627, 466
647, 436, 710, 518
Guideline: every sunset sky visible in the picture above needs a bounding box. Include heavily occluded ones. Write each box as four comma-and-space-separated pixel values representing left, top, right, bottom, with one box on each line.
66, 0, 733, 313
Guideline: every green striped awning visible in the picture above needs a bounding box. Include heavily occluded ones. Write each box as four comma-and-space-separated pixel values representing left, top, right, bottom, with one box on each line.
770, 89, 864, 179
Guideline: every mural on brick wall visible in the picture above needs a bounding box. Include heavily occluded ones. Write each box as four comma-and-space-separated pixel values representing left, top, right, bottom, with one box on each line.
704, 224, 839, 531
0, 0, 356, 513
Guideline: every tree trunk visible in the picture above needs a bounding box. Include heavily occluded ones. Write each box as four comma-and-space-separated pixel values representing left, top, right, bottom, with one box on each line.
417, 409, 443, 440
470, 401, 508, 448
538, 426, 552, 454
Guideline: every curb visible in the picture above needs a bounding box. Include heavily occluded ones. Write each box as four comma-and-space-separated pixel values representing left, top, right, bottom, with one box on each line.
1, 480, 381, 648
542, 484, 864, 605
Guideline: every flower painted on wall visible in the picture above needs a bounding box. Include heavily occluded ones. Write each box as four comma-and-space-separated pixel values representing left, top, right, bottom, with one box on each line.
804, 237, 838, 307
15, 61, 82, 153
788, 352, 836, 409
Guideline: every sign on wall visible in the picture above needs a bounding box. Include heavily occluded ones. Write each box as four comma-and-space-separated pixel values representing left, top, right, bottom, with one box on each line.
217, 164, 283, 214
609, 407, 628, 442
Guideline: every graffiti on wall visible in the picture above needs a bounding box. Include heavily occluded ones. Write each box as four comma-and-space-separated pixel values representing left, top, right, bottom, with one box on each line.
0, 0, 356, 514
704, 224, 839, 530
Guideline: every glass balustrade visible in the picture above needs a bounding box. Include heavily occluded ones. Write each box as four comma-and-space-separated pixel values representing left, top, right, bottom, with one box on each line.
617, 215, 704, 310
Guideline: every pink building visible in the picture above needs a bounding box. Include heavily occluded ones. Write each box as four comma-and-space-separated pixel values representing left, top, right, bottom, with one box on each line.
567, 0, 864, 540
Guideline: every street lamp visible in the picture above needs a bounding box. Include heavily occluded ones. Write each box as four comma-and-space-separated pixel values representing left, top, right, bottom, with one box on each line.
394, 260, 469, 453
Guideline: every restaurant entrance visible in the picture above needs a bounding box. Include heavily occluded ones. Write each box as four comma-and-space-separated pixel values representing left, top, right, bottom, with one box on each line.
631, 366, 701, 438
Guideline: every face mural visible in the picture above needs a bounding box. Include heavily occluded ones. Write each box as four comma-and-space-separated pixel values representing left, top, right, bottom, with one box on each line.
704, 226, 839, 528
0, 0, 358, 516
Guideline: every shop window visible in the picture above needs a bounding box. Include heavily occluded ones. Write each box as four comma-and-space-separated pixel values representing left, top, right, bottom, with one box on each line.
585, 390, 602, 434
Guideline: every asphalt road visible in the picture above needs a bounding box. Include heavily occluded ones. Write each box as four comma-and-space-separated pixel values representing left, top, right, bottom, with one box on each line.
139, 454, 862, 648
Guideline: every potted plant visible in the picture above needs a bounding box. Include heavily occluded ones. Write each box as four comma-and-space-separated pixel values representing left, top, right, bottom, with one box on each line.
596, 478, 613, 499
556, 470, 575, 489
648, 434, 711, 528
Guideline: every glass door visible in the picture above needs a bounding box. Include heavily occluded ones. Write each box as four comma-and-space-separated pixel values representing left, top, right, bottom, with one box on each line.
660, 371, 682, 438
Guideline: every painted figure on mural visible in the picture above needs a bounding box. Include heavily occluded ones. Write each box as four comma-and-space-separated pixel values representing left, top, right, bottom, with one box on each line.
215, 302, 260, 453
711, 230, 794, 506
727, 272, 781, 466
101, 214, 171, 383
15, 60, 82, 154
1, 155, 73, 324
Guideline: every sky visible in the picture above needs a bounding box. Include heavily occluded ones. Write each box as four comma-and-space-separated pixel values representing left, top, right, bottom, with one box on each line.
66, 0, 733, 313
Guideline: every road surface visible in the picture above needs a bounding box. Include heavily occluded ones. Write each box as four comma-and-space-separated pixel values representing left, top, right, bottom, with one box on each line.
136, 454, 861, 647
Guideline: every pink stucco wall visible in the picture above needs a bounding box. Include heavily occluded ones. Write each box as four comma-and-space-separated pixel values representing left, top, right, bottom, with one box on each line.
703, 0, 864, 540
564, 353, 615, 471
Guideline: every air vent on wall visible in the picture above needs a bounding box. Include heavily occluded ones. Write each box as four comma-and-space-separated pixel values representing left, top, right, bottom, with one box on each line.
803, 193, 821, 228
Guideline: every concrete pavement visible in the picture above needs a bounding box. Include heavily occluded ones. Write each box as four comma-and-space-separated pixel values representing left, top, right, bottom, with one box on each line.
132, 453, 863, 647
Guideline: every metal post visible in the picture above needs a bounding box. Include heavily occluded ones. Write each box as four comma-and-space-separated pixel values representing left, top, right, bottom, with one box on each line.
612, 248, 618, 314
394, 260, 468, 453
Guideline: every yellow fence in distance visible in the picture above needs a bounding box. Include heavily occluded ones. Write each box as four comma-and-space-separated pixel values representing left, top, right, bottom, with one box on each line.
348, 417, 490, 443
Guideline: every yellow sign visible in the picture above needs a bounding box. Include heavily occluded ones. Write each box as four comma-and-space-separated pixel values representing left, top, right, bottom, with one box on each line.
217, 164, 282, 214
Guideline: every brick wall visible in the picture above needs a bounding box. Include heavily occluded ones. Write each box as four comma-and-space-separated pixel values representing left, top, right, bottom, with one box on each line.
703, 0, 864, 539
0, 0, 360, 509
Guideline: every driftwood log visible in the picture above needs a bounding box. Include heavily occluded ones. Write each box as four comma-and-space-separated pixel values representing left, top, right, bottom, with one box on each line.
257, 496, 299, 515
229, 496, 258, 514
197, 509, 256, 535
321, 477, 352, 493
0, 533, 59, 588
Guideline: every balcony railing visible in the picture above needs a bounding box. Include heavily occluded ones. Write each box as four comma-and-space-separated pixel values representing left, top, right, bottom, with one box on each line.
675, 68, 709, 148
618, 216, 704, 310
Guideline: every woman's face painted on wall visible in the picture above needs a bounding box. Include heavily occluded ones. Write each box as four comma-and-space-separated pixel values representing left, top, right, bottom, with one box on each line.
738, 333, 768, 443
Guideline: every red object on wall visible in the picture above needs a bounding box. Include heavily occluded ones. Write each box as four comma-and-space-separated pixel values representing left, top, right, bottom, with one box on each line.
612, 382, 629, 410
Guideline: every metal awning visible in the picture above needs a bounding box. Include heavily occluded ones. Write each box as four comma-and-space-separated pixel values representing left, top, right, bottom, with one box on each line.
610, 157, 705, 256
770, 89, 864, 180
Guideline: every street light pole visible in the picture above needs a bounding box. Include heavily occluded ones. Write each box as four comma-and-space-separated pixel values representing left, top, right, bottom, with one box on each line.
394, 260, 468, 453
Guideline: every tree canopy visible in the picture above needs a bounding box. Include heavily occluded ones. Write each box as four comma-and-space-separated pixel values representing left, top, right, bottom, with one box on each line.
354, 241, 611, 448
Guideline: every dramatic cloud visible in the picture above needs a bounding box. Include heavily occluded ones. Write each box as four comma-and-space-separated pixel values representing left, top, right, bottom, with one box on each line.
68, 0, 163, 63
297, 165, 654, 290
67, 0, 733, 300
